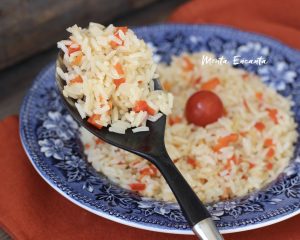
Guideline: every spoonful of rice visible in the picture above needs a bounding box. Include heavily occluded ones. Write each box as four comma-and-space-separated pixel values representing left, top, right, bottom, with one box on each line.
56, 23, 223, 240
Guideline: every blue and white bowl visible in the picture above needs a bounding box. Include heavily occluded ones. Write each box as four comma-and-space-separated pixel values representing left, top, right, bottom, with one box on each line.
20, 24, 300, 234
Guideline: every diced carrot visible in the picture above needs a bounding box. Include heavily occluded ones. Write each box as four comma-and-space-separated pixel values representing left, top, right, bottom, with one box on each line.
113, 78, 126, 88
183, 56, 194, 72
201, 78, 220, 91
243, 99, 250, 112
114, 63, 124, 75
69, 75, 83, 84
115, 26, 128, 34
255, 92, 263, 101
87, 114, 102, 129
138, 80, 143, 84
168, 116, 182, 126
254, 122, 265, 132
84, 144, 90, 149
146, 105, 156, 116
266, 108, 278, 124
95, 138, 104, 145
213, 133, 239, 152
133, 100, 156, 116
129, 183, 146, 191
264, 138, 274, 148
71, 52, 83, 66
266, 162, 273, 170
110, 26, 128, 49
109, 40, 119, 48
68, 44, 81, 55
133, 100, 148, 112
249, 162, 256, 169
187, 156, 197, 168
139, 166, 157, 177
240, 131, 248, 137
163, 81, 172, 91
266, 148, 275, 159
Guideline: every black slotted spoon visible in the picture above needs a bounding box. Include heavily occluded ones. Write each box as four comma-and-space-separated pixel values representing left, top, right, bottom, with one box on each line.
56, 52, 223, 240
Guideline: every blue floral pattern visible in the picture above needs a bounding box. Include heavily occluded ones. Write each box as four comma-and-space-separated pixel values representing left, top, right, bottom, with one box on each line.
20, 24, 300, 233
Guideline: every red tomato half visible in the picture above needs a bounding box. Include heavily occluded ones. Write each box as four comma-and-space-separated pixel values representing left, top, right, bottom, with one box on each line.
185, 90, 224, 127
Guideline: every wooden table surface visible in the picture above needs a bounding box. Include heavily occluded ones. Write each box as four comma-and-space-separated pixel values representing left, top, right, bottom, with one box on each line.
0, 0, 185, 238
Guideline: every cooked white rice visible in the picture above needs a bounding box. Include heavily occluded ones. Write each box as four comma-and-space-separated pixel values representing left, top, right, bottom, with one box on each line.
57, 23, 173, 133
81, 52, 298, 203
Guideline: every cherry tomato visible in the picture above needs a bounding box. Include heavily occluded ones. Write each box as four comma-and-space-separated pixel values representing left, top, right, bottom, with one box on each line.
185, 90, 224, 127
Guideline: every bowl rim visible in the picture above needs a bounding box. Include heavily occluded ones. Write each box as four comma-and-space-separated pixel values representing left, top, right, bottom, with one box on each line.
19, 23, 300, 235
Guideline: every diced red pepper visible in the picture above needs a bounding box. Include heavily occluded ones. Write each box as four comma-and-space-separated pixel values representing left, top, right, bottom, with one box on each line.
71, 52, 83, 66
249, 162, 256, 169
266, 148, 275, 159
139, 166, 157, 177
114, 63, 124, 75
168, 116, 182, 126
95, 138, 104, 145
254, 122, 265, 132
113, 78, 126, 88
69, 75, 83, 84
115, 26, 128, 34
109, 41, 119, 48
129, 183, 146, 191
266, 108, 278, 124
133, 100, 156, 116
264, 138, 274, 148
109, 26, 128, 48
255, 92, 263, 101
213, 133, 239, 152
87, 114, 102, 129
266, 162, 273, 170
187, 156, 197, 168
68, 44, 81, 55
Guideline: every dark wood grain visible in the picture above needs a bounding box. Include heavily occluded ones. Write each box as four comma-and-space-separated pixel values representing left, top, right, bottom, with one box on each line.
0, 0, 158, 70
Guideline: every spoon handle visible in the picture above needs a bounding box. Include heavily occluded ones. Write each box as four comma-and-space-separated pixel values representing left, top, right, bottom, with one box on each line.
148, 150, 223, 240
